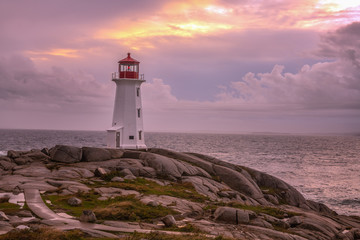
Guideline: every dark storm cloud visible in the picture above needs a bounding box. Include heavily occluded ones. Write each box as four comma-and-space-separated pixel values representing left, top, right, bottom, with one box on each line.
316, 22, 360, 60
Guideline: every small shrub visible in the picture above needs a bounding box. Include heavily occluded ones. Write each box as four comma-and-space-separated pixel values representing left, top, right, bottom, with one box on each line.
85, 177, 208, 203
0, 202, 20, 215
0, 196, 10, 203
205, 202, 300, 219
43, 192, 177, 222
227, 202, 300, 219
93, 197, 178, 221
123, 231, 228, 240
100, 170, 123, 181
0, 227, 85, 240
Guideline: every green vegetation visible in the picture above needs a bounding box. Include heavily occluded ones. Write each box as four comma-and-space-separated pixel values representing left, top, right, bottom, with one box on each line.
0, 227, 85, 240
0, 202, 21, 215
0, 202, 20, 210
0, 227, 234, 240
123, 232, 234, 240
93, 197, 178, 221
259, 186, 289, 204
164, 223, 202, 233
205, 202, 300, 219
43, 191, 177, 222
87, 177, 208, 203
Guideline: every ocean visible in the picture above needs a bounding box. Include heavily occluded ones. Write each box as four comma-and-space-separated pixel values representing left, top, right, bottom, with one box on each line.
0, 129, 359, 216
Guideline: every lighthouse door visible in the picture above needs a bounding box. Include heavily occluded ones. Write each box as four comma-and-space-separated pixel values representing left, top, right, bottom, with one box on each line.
116, 132, 120, 148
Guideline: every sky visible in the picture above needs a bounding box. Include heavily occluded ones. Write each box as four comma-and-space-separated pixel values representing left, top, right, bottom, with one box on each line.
0, 0, 360, 134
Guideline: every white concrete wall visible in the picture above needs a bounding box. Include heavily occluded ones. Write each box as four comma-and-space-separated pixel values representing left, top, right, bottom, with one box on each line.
109, 78, 146, 149
106, 131, 116, 148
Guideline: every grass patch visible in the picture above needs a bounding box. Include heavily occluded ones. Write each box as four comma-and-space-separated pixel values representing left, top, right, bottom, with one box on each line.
228, 202, 299, 219
93, 198, 178, 221
0, 227, 233, 240
0, 202, 21, 215
121, 231, 233, 240
88, 177, 208, 203
43, 191, 177, 222
0, 227, 85, 240
100, 170, 123, 181
0, 202, 20, 210
205, 202, 300, 219
164, 223, 202, 233
260, 186, 279, 195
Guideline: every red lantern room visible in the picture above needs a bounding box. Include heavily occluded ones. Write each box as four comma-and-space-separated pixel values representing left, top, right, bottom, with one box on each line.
118, 53, 140, 79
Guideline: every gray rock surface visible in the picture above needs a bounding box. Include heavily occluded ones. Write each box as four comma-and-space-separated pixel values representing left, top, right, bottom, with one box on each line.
123, 175, 137, 180
0, 145, 359, 240
49, 145, 82, 163
0, 221, 14, 235
82, 147, 112, 162
13, 156, 32, 165
288, 216, 302, 226
213, 164, 265, 203
23, 150, 49, 161
214, 207, 253, 224
119, 168, 134, 177
80, 210, 97, 222
111, 176, 124, 182
0, 211, 9, 221
0, 160, 16, 170
140, 152, 211, 180
182, 176, 231, 201
94, 167, 108, 177
162, 215, 176, 227
67, 197, 82, 206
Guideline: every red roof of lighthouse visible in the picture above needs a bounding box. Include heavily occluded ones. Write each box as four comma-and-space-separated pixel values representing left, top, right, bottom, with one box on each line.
118, 53, 139, 64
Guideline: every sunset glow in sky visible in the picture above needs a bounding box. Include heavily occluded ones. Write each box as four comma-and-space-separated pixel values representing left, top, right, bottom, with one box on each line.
1, 0, 360, 134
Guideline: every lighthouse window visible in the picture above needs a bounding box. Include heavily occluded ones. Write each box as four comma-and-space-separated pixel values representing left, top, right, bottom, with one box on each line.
137, 108, 141, 118
139, 131, 142, 140
136, 88, 140, 97
129, 135, 134, 140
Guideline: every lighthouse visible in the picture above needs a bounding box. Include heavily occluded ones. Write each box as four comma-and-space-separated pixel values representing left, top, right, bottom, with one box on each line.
107, 53, 147, 149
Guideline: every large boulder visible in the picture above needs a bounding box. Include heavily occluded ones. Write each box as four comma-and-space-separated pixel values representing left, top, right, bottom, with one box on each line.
80, 210, 97, 222
149, 148, 216, 175
162, 215, 176, 227
82, 147, 112, 162
49, 145, 82, 163
107, 148, 124, 159
13, 156, 32, 165
0, 211, 9, 221
7, 150, 28, 159
213, 165, 265, 202
94, 167, 109, 177
23, 150, 49, 161
214, 207, 252, 224
139, 152, 211, 180
0, 160, 16, 171
306, 200, 337, 215
0, 156, 12, 162
13, 165, 51, 177
249, 169, 308, 208
182, 176, 232, 201
67, 197, 82, 206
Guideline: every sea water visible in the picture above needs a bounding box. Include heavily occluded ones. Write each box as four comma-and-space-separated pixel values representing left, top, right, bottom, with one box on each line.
0, 129, 359, 216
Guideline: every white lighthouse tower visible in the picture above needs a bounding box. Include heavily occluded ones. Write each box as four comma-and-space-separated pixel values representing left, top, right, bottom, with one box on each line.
107, 53, 147, 149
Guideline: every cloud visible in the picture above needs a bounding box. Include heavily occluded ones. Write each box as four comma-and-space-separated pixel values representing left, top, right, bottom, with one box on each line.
138, 22, 360, 133
141, 21, 360, 112
315, 22, 360, 61
0, 55, 113, 113
215, 22, 360, 111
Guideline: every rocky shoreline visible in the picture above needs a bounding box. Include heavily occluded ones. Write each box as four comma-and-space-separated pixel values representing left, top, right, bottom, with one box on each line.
0, 145, 359, 239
